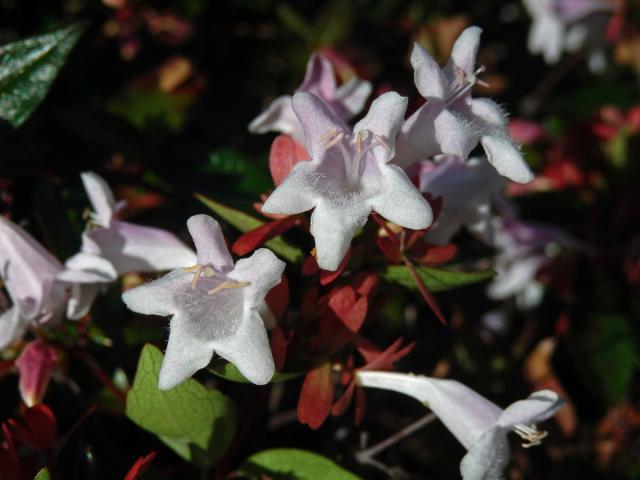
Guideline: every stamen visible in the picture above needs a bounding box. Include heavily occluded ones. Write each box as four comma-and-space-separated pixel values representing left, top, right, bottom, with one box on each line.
325, 131, 345, 149
320, 128, 338, 142
184, 264, 203, 289
373, 134, 390, 151
208, 280, 251, 295
513, 424, 548, 448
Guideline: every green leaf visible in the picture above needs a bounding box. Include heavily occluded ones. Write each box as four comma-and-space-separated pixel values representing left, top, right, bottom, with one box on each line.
381, 265, 495, 292
33, 468, 51, 480
572, 313, 638, 407
126, 345, 237, 467
0, 23, 85, 127
209, 360, 302, 384
196, 193, 304, 263
240, 448, 361, 480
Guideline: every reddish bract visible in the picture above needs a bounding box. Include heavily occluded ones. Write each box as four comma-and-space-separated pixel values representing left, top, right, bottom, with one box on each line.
15, 340, 57, 408
297, 361, 334, 430
232, 215, 298, 256
269, 134, 309, 186
9, 404, 57, 451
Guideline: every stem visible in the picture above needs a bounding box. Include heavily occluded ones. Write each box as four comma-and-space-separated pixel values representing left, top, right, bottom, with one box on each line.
401, 255, 447, 325
356, 412, 437, 466
74, 350, 127, 402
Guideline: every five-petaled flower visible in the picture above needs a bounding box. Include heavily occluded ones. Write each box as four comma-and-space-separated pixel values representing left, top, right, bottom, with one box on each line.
248, 52, 372, 145
357, 370, 564, 480
262, 91, 433, 271
122, 214, 285, 389
396, 26, 534, 183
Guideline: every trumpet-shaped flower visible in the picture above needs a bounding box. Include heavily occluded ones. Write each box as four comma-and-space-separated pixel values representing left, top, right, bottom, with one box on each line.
0, 216, 67, 349
522, 0, 614, 69
262, 91, 432, 271
416, 155, 505, 245
78, 172, 196, 275
248, 52, 372, 144
122, 214, 285, 389
487, 209, 577, 309
396, 27, 534, 183
357, 370, 563, 480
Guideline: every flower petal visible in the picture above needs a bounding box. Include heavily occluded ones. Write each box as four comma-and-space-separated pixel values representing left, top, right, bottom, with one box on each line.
310, 200, 370, 271
481, 134, 534, 183
396, 100, 475, 167
356, 371, 502, 449
459, 428, 510, 480
298, 53, 336, 100
186, 214, 233, 271
81, 172, 117, 227
121, 269, 187, 317
58, 253, 117, 283
66, 283, 103, 320
497, 390, 564, 428
354, 91, 407, 161
369, 164, 432, 230
410, 43, 447, 99
261, 161, 317, 215
158, 312, 214, 390
248, 95, 304, 143
470, 98, 507, 128
292, 92, 350, 161
0, 306, 27, 350
445, 26, 482, 76
213, 310, 275, 385
334, 76, 372, 118
487, 256, 544, 300
228, 248, 285, 309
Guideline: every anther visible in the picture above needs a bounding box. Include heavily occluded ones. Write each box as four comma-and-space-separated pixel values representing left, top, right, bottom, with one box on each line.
513, 424, 548, 448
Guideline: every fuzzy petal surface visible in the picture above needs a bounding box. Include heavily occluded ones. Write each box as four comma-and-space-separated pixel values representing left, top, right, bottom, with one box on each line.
410, 43, 447, 99
186, 215, 233, 271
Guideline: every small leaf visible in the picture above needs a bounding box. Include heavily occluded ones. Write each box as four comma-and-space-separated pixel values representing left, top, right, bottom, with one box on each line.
0, 23, 85, 127
33, 468, 51, 480
297, 361, 333, 430
381, 265, 495, 292
209, 360, 301, 384
125, 345, 237, 468
269, 134, 309, 186
232, 216, 299, 256
241, 448, 360, 480
196, 193, 304, 262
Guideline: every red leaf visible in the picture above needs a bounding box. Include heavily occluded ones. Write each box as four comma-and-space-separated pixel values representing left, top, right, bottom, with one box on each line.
15, 340, 57, 408
124, 451, 157, 480
412, 243, 458, 265
328, 287, 367, 332
297, 362, 334, 430
265, 274, 289, 320
301, 254, 319, 276
352, 272, 379, 298
270, 325, 288, 371
331, 382, 355, 417
9, 404, 57, 451
0, 424, 21, 480
232, 215, 298, 256
269, 135, 309, 186
376, 236, 401, 263
319, 249, 351, 285
358, 337, 415, 371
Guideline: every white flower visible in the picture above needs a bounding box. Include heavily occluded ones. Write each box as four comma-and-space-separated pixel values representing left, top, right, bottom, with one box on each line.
416, 155, 505, 245
262, 91, 432, 271
248, 52, 372, 144
396, 27, 534, 183
357, 370, 564, 480
122, 214, 285, 389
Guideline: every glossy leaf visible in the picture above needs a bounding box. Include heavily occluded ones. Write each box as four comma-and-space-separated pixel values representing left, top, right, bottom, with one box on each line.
0, 23, 85, 127
196, 193, 304, 262
125, 345, 236, 468
240, 448, 360, 480
33, 468, 51, 480
381, 265, 495, 292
